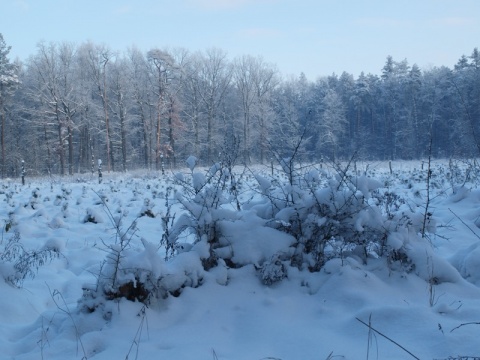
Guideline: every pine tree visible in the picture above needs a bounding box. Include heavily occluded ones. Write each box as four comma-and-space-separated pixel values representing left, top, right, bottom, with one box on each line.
318, 89, 347, 161
0, 33, 19, 178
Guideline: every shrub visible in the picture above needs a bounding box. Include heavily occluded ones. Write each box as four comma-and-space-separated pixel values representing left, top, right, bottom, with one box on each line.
1, 225, 60, 287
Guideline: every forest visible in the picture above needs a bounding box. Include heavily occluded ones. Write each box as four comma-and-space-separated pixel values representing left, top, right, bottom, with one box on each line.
0, 33, 480, 177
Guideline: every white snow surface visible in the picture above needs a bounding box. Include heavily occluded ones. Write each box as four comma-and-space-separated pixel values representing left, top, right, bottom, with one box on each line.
1, 160, 480, 359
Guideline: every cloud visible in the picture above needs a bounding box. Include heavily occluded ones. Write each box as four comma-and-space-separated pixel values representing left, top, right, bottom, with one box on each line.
187, 0, 275, 10
237, 27, 281, 39
114, 5, 132, 15
429, 17, 475, 26
357, 16, 475, 30
294, 26, 317, 35
14, 0, 30, 11
355, 17, 409, 28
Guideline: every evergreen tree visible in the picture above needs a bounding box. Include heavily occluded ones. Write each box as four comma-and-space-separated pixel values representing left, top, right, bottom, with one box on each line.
318, 89, 347, 161
0, 33, 19, 178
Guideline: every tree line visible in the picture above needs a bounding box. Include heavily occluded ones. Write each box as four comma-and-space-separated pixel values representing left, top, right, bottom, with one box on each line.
0, 33, 479, 177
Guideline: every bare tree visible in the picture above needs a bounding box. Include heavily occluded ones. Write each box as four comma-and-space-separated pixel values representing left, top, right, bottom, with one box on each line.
251, 59, 278, 163
233, 55, 279, 164
57, 42, 78, 175
181, 53, 204, 157
79, 42, 114, 171
29, 42, 78, 175
147, 48, 175, 170
127, 46, 152, 168
165, 47, 189, 168
270, 76, 305, 159
197, 48, 232, 164
233, 55, 256, 163
110, 57, 131, 172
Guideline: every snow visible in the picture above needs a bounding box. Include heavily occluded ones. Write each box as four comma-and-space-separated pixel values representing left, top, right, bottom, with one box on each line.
185, 155, 198, 172
218, 211, 295, 266
1, 160, 480, 359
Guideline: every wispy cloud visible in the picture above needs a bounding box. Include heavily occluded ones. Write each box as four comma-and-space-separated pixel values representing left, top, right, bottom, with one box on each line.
14, 0, 30, 11
114, 5, 132, 15
429, 17, 475, 26
294, 26, 318, 35
188, 0, 276, 10
355, 17, 409, 28
357, 16, 475, 29
237, 27, 281, 39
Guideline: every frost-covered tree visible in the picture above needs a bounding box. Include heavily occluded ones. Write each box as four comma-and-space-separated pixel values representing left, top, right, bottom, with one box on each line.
251, 59, 278, 163
0, 33, 19, 177
165, 47, 189, 168
349, 72, 369, 156
28, 42, 79, 175
2, 40, 480, 174
270, 76, 307, 160
197, 48, 232, 164
233, 55, 257, 163
78, 42, 114, 171
233, 55, 278, 163
450, 49, 480, 156
110, 57, 131, 172
147, 48, 176, 170
180, 52, 205, 158
407, 64, 422, 155
126, 46, 153, 168
318, 89, 347, 161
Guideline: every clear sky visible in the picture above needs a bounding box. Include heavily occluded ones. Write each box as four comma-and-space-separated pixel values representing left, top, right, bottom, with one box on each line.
1, 0, 480, 80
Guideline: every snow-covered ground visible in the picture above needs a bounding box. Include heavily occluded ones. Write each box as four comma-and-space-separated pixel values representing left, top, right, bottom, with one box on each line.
1, 160, 480, 360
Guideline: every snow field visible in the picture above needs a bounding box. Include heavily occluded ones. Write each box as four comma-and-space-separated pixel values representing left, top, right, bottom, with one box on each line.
0, 160, 480, 359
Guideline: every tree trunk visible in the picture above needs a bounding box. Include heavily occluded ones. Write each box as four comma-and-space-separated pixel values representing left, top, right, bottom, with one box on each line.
194, 114, 199, 157
55, 103, 65, 175
207, 109, 212, 164
243, 110, 249, 163
68, 121, 73, 175
165, 93, 180, 167
259, 107, 266, 164
101, 63, 112, 172
138, 105, 149, 168
119, 105, 127, 172
1, 96, 5, 178
168, 100, 175, 168
44, 124, 52, 175
57, 124, 65, 176
156, 104, 161, 170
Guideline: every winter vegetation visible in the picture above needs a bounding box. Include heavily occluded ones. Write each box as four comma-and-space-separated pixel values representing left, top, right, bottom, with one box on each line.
0, 34, 480, 176
2, 34, 480, 359
0, 156, 480, 358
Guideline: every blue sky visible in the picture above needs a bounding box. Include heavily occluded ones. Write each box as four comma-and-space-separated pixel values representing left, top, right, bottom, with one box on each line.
1, 0, 480, 79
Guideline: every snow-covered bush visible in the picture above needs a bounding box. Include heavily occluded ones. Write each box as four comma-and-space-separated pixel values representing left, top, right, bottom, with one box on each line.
81, 154, 441, 308
83, 207, 105, 224
79, 196, 142, 309
139, 198, 155, 218
79, 192, 207, 310
157, 153, 438, 291
446, 158, 480, 193
166, 139, 244, 268
251, 164, 370, 270
0, 224, 60, 287
80, 231, 206, 311
249, 159, 436, 274
259, 254, 288, 285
